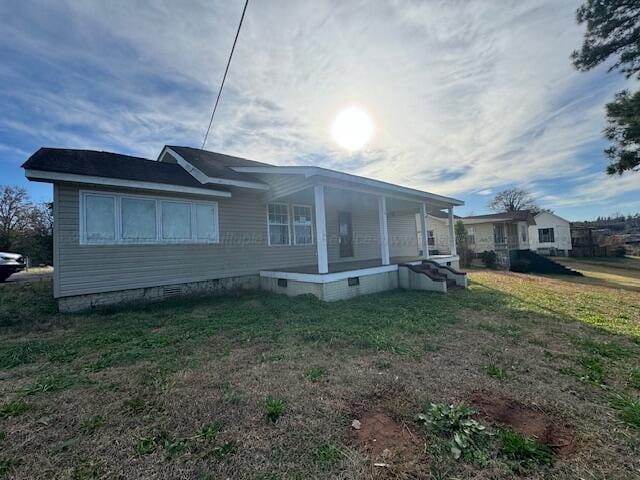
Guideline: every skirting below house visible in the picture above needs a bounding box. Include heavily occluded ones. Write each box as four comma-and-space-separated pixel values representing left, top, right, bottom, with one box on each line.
57, 274, 260, 313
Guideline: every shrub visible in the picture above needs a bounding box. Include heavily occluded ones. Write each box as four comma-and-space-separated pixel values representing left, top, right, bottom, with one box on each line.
479, 251, 498, 269
613, 245, 626, 257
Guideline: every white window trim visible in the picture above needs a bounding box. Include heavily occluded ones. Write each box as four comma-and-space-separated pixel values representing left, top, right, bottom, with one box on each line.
266, 202, 291, 246
292, 204, 314, 246
79, 189, 219, 245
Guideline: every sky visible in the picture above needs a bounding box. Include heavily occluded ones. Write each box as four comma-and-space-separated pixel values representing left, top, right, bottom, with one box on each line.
1, 0, 639, 220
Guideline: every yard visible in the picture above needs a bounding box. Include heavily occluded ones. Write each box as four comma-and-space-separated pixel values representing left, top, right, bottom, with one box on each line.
0, 261, 639, 479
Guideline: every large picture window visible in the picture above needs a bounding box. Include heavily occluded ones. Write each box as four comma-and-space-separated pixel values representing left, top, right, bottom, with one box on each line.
538, 228, 555, 243
293, 205, 313, 245
80, 191, 218, 245
267, 203, 290, 245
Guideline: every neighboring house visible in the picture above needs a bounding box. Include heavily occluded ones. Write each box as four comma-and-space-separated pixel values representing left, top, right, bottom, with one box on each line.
460, 211, 534, 268
528, 211, 572, 257
23, 146, 465, 311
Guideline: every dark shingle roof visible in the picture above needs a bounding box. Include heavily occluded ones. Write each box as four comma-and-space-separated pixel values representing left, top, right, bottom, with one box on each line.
165, 146, 270, 183
462, 210, 533, 222
22, 148, 230, 193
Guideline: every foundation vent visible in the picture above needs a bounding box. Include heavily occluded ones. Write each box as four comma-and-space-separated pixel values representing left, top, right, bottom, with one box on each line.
162, 286, 182, 298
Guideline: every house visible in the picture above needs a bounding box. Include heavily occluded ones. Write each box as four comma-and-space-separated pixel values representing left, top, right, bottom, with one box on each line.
23, 146, 466, 312
460, 211, 534, 268
527, 211, 572, 257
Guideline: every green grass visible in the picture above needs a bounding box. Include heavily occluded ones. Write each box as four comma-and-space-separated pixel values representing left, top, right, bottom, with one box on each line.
499, 431, 553, 465
0, 458, 18, 478
610, 395, 640, 429
304, 367, 327, 382
0, 401, 31, 419
485, 364, 510, 381
265, 396, 286, 423
79, 415, 105, 434
312, 443, 343, 463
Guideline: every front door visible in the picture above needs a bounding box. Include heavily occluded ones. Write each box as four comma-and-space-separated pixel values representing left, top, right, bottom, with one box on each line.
338, 211, 354, 257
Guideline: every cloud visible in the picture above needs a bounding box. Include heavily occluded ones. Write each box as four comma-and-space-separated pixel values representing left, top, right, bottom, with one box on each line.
0, 0, 638, 216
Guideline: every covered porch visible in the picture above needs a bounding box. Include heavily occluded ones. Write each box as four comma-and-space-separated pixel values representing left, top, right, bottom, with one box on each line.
257, 176, 463, 301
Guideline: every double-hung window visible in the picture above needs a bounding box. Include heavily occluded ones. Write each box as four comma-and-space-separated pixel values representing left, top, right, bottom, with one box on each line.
80, 191, 218, 244
538, 228, 555, 243
267, 203, 290, 245
293, 205, 313, 245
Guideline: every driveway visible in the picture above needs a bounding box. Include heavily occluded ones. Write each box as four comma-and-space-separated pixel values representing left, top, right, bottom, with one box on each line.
3, 266, 53, 284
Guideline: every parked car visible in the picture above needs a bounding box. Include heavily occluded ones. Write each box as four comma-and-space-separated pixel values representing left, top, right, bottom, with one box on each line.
0, 252, 26, 282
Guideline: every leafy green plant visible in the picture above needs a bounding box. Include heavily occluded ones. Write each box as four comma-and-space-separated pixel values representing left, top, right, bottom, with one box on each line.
197, 422, 221, 442
418, 402, 491, 459
499, 430, 553, 466
265, 396, 286, 423
0, 400, 31, 419
212, 441, 236, 459
485, 364, 509, 381
80, 415, 105, 434
304, 367, 327, 382
134, 437, 157, 455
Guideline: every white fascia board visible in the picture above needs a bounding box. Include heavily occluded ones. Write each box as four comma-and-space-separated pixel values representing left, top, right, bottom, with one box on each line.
231, 166, 464, 206
165, 148, 269, 191
25, 169, 232, 198
260, 264, 398, 283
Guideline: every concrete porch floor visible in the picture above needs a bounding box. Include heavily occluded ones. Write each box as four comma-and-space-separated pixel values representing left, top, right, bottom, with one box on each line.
266, 255, 457, 275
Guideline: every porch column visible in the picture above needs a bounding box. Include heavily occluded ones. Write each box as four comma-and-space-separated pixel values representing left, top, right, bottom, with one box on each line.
448, 207, 457, 256
378, 195, 390, 265
420, 202, 429, 257
314, 184, 329, 274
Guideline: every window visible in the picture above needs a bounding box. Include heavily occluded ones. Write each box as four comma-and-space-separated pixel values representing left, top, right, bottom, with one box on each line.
195, 204, 218, 240
427, 230, 435, 246
267, 203, 290, 245
538, 228, 555, 243
80, 191, 218, 244
467, 226, 476, 245
122, 197, 156, 241
84, 194, 115, 242
162, 201, 191, 240
293, 205, 313, 245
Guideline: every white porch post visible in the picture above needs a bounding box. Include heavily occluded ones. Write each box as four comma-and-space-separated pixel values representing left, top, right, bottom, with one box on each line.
448, 206, 457, 256
314, 184, 329, 274
420, 202, 429, 258
378, 195, 390, 265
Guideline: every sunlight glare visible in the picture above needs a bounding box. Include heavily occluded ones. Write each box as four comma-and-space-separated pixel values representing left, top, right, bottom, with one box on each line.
331, 106, 374, 151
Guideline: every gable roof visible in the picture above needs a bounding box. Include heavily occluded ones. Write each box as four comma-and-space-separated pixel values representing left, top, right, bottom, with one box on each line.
461, 210, 534, 224
162, 146, 270, 185
22, 148, 230, 197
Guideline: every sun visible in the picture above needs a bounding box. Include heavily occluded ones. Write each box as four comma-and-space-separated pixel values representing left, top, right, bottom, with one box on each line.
331, 106, 374, 151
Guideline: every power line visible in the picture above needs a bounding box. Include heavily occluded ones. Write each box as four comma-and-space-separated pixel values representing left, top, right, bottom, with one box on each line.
201, 0, 249, 149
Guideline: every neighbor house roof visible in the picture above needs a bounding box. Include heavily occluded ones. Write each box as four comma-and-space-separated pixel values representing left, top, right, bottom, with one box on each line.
23, 148, 231, 197
461, 210, 534, 224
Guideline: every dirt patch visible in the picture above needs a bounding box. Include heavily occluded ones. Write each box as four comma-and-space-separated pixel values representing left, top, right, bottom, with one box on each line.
470, 391, 576, 455
351, 412, 419, 460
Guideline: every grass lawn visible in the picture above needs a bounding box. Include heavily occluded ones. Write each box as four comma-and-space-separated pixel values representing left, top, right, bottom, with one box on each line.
0, 264, 639, 479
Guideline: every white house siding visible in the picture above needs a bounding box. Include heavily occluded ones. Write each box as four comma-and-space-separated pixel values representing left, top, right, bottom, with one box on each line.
416, 215, 451, 254
389, 214, 419, 258
465, 222, 495, 253
528, 212, 572, 255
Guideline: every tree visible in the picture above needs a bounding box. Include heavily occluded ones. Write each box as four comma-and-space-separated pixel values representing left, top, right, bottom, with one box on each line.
454, 220, 472, 268
0, 186, 31, 242
487, 188, 539, 213
572, 0, 640, 174
0, 185, 53, 265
